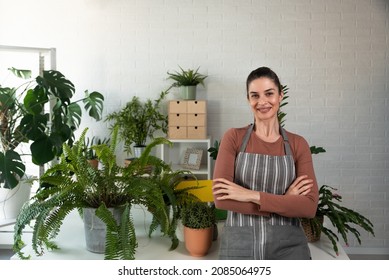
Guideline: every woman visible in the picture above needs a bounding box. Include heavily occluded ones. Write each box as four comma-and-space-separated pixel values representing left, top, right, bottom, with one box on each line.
212, 66, 319, 260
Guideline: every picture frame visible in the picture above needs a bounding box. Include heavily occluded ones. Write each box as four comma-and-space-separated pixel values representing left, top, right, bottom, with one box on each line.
182, 148, 203, 170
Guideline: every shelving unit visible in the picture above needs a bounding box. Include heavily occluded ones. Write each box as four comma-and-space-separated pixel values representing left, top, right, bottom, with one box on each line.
160, 138, 212, 179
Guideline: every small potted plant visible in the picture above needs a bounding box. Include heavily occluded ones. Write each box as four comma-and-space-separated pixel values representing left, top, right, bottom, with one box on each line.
167, 66, 207, 100
181, 201, 216, 257
83, 136, 110, 168
301, 184, 374, 256
105, 90, 169, 158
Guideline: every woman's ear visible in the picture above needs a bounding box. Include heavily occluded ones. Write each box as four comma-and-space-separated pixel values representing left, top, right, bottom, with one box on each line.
279, 90, 284, 103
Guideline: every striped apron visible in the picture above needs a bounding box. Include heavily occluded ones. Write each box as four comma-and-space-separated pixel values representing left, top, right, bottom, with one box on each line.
219, 124, 311, 260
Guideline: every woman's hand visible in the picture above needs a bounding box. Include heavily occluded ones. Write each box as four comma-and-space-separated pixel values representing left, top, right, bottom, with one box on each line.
213, 178, 260, 204
285, 175, 313, 196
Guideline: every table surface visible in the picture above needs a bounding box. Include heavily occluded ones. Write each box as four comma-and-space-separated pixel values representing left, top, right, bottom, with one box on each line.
6, 206, 349, 260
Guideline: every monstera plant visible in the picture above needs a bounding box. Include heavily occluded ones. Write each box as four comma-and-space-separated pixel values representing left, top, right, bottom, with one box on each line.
0, 67, 104, 190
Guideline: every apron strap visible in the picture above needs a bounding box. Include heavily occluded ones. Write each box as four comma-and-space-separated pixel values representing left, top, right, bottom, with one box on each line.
280, 127, 293, 156
239, 123, 293, 156
240, 124, 254, 152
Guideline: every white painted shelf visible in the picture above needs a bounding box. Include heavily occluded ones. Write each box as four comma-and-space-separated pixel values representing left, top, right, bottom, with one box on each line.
160, 138, 212, 179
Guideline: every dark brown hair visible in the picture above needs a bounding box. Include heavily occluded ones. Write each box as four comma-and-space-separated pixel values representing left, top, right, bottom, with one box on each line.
246, 67, 282, 98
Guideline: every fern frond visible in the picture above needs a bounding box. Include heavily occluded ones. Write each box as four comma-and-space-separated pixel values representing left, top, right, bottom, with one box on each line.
95, 203, 137, 260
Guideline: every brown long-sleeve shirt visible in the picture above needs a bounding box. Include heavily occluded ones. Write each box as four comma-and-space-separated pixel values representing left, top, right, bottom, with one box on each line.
212, 125, 319, 218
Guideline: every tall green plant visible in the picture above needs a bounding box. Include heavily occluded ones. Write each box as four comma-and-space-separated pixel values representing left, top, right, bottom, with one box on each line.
0, 67, 104, 189
278, 84, 289, 127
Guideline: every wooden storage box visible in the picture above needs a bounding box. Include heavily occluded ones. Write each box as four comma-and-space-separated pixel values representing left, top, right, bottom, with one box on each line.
168, 100, 207, 139
187, 126, 206, 139
169, 113, 187, 126
169, 100, 187, 113
187, 100, 206, 113
168, 126, 187, 139
187, 113, 206, 126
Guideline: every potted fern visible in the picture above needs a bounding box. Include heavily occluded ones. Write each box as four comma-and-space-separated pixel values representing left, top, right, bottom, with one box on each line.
0, 67, 104, 220
13, 127, 176, 260
167, 66, 207, 100
181, 201, 216, 257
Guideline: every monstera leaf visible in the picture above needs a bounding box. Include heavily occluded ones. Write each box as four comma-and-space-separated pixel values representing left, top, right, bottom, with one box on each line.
0, 68, 105, 189
35, 70, 75, 101
0, 150, 25, 189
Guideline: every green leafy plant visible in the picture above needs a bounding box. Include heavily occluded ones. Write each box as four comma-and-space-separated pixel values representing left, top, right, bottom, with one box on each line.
278, 84, 289, 127
0, 67, 104, 189
147, 172, 203, 250
105, 90, 169, 153
181, 201, 216, 229
302, 185, 374, 256
167, 66, 208, 87
207, 140, 220, 160
83, 136, 110, 160
13, 127, 177, 260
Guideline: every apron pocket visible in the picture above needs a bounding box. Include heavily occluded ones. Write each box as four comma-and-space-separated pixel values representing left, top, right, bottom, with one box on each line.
265, 225, 311, 260
219, 226, 254, 260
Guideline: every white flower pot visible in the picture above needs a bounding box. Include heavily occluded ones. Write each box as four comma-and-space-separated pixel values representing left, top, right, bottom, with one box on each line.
0, 180, 32, 220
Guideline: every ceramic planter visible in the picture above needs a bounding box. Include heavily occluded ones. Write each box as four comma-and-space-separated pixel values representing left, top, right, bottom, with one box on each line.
133, 145, 146, 158
180, 86, 197, 100
183, 226, 213, 257
0, 180, 31, 220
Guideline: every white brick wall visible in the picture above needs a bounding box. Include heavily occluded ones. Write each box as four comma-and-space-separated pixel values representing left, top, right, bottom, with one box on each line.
0, 0, 388, 255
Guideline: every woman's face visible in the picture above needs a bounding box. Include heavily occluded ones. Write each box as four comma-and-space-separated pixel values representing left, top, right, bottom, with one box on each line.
247, 77, 283, 122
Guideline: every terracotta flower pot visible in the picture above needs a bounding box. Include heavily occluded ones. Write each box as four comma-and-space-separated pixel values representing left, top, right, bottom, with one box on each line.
88, 159, 99, 169
183, 226, 213, 257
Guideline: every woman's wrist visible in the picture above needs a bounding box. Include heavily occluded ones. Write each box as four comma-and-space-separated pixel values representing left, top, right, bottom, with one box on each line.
250, 190, 261, 205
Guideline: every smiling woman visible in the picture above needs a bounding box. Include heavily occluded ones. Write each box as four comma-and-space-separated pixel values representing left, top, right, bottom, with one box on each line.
212, 66, 319, 260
